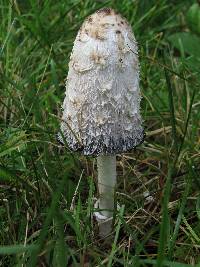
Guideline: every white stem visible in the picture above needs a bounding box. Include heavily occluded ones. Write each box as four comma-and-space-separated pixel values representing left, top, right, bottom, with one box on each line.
97, 155, 116, 218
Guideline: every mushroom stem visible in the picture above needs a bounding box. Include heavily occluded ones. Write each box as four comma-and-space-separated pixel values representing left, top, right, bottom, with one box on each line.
97, 155, 116, 218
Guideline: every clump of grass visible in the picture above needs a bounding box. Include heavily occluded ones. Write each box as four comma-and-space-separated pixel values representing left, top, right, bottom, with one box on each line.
0, 0, 199, 266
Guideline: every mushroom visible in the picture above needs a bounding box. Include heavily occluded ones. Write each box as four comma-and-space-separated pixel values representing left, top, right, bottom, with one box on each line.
58, 8, 144, 237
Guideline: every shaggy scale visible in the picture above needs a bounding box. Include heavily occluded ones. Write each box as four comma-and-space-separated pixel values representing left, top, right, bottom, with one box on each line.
59, 8, 144, 155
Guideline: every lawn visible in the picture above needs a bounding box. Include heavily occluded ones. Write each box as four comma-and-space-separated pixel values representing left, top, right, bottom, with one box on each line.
0, 0, 200, 266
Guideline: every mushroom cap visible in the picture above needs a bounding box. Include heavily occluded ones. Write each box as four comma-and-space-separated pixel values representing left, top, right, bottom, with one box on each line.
58, 8, 144, 155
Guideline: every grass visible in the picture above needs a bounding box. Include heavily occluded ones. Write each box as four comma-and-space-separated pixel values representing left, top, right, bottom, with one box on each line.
0, 0, 200, 266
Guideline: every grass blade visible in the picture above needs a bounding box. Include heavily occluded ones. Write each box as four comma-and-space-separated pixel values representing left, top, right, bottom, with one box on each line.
157, 164, 172, 267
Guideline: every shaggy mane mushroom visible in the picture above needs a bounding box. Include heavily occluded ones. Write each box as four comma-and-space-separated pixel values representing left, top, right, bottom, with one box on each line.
58, 7, 144, 237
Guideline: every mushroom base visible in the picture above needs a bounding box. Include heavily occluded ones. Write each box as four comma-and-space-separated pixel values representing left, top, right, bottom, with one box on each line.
94, 199, 113, 237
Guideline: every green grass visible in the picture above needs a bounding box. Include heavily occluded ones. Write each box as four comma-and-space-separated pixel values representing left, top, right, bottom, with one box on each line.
0, 0, 200, 266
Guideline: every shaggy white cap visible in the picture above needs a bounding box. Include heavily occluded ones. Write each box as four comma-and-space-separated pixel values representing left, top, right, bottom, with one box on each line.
59, 8, 144, 155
